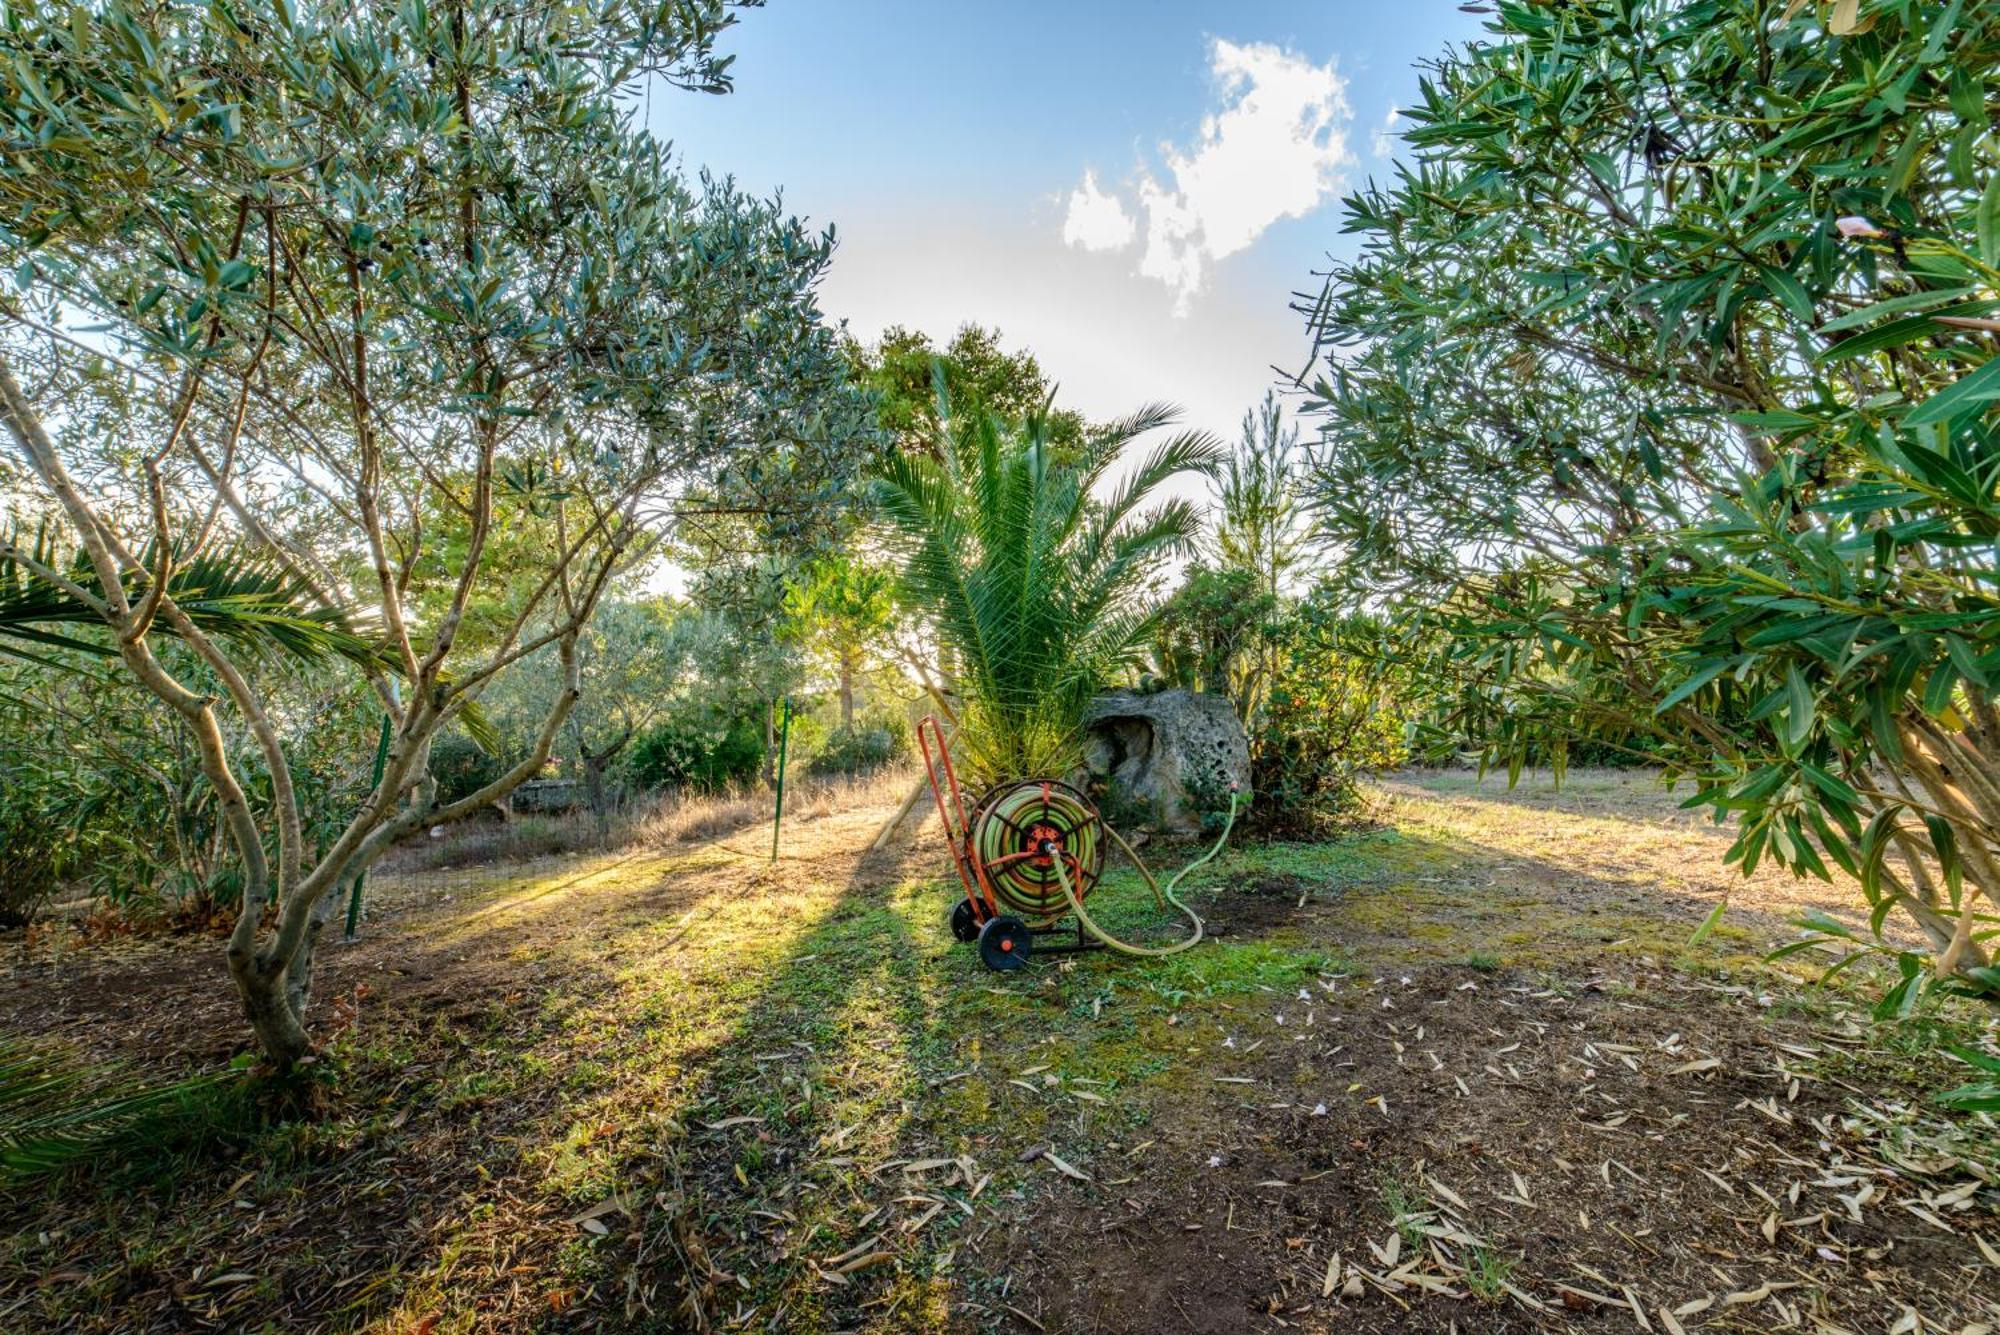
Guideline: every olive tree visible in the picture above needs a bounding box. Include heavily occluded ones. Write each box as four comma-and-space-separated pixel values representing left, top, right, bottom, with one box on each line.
1300, 0, 2000, 1001
482, 597, 697, 816
0, 0, 866, 1064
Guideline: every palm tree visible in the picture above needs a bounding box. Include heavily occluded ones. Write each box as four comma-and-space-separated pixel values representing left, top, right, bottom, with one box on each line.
873, 393, 1222, 783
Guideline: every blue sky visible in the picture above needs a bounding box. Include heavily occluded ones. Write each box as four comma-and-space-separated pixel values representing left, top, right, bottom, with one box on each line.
649, 2, 1485, 450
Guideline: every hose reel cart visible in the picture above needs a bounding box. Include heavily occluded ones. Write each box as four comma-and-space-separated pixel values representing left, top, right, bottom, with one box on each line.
916, 715, 1237, 971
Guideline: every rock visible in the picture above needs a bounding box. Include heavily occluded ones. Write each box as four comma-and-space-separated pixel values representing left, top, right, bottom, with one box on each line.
1080, 689, 1250, 833
509, 778, 581, 814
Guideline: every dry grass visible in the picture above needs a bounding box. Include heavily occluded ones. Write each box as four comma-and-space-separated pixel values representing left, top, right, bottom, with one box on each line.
381, 766, 918, 875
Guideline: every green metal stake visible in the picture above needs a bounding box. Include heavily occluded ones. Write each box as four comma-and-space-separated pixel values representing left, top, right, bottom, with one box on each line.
345, 710, 394, 941
770, 697, 792, 862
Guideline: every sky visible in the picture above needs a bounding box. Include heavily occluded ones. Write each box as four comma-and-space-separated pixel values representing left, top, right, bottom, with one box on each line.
647, 1, 1485, 457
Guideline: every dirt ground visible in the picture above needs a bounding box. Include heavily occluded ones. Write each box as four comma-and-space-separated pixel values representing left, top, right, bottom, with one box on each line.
1, 769, 1996, 1334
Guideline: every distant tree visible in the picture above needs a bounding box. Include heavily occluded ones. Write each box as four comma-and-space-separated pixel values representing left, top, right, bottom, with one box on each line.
567, 601, 698, 815
683, 554, 812, 787
785, 552, 899, 730
852, 325, 1088, 456
483, 598, 695, 817
1214, 391, 1309, 602
1151, 564, 1278, 726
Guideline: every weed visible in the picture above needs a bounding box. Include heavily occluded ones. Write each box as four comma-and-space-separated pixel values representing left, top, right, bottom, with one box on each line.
1464, 1246, 1516, 1302
1377, 1173, 1429, 1252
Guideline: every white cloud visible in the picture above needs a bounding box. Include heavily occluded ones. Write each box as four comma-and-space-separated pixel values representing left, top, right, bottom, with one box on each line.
1060, 38, 1353, 313
1372, 105, 1405, 158
1061, 169, 1136, 251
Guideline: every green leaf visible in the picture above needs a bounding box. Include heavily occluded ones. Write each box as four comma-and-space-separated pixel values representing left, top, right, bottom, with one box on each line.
1760, 267, 1815, 323
1872, 954, 1926, 1021
1905, 355, 2000, 428
1817, 285, 1978, 333
1798, 909, 1860, 941
1936, 1083, 2000, 1114
1868, 688, 1905, 763
1797, 760, 1859, 807
1655, 660, 1729, 713
1785, 664, 1814, 747
1980, 166, 2000, 270
1946, 1045, 2000, 1076
1688, 897, 1729, 947
1817, 301, 2000, 361
1922, 659, 1959, 716
1945, 632, 1989, 689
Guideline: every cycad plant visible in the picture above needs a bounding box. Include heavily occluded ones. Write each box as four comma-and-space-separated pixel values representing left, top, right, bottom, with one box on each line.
873, 395, 1221, 783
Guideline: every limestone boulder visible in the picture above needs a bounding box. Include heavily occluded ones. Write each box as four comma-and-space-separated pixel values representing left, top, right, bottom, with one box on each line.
1079, 689, 1250, 833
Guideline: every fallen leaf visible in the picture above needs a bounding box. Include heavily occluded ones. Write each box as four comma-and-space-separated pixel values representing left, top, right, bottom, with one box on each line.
835, 1250, 895, 1276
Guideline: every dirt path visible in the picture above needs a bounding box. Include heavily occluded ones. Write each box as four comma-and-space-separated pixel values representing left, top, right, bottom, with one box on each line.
1, 770, 1994, 1334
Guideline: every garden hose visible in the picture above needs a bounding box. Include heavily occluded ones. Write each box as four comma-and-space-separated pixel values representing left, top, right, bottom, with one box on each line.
1045, 791, 1241, 959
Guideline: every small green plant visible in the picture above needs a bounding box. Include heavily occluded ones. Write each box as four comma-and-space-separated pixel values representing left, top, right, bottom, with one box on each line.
1461, 951, 1500, 972
1937, 1047, 2000, 1114
1464, 1246, 1516, 1302
805, 720, 907, 777
1377, 1173, 1429, 1252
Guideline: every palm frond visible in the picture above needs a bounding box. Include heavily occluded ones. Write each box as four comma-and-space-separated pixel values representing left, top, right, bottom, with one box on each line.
874, 399, 1213, 784
1079, 430, 1226, 565
0, 1037, 234, 1183
0, 526, 387, 672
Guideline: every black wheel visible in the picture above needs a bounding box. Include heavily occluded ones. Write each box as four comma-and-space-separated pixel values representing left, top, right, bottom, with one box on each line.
977, 915, 1032, 972
949, 898, 981, 943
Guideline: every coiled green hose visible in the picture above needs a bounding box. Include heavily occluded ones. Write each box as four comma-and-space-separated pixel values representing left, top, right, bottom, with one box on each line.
969, 780, 1106, 920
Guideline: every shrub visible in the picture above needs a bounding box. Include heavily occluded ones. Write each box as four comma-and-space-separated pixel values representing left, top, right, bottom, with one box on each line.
0, 735, 160, 925
624, 714, 765, 793
1150, 564, 1279, 725
0, 791, 66, 927
427, 732, 510, 807
1250, 604, 1413, 837
806, 715, 910, 777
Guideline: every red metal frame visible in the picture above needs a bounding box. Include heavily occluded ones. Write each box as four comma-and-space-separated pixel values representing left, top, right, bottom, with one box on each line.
916, 716, 997, 923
